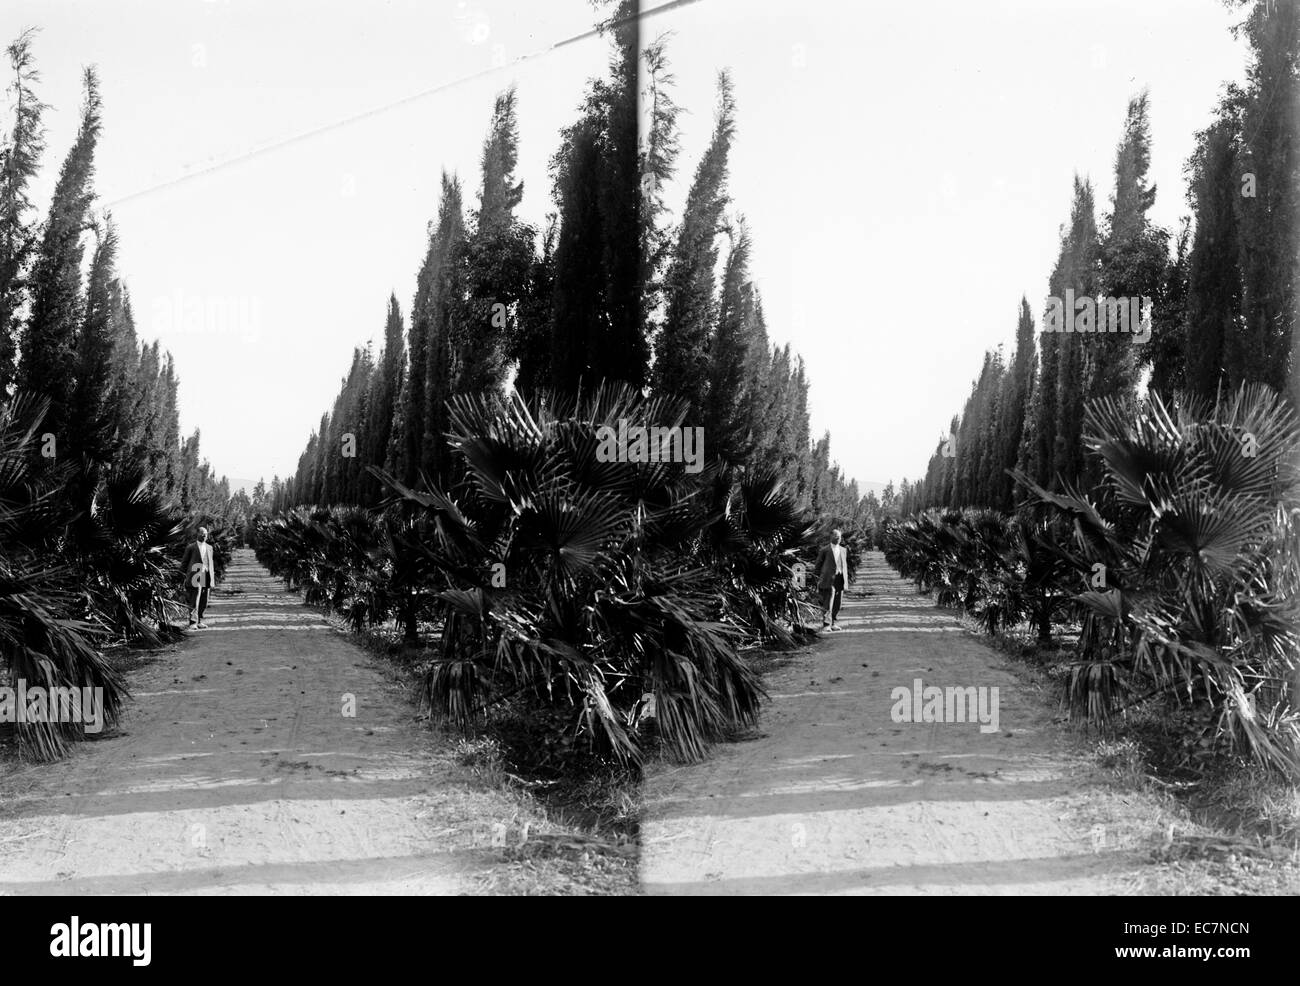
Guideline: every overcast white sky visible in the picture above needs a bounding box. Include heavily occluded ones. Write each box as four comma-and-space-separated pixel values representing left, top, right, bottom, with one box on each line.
5, 0, 1252, 493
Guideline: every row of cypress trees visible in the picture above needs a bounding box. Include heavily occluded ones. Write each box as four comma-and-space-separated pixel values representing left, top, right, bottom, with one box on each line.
903, 0, 1297, 514
0, 30, 232, 517
272, 2, 866, 524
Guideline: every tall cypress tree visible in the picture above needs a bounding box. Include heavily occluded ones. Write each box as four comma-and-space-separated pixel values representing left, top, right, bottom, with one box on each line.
1097, 91, 1167, 414
313, 411, 330, 503
403, 172, 461, 486
458, 88, 533, 396
420, 173, 465, 484
1148, 220, 1190, 402
546, 0, 648, 392
1184, 114, 1242, 400
738, 290, 772, 457
1048, 175, 1101, 488
549, 119, 610, 393
107, 282, 141, 468
510, 219, 556, 394
653, 71, 736, 419
1235, 0, 1299, 398
597, 0, 644, 389
0, 29, 47, 395
18, 66, 101, 451
703, 218, 753, 466
995, 298, 1035, 509
157, 353, 181, 494
364, 294, 404, 501
69, 217, 117, 463
640, 36, 680, 350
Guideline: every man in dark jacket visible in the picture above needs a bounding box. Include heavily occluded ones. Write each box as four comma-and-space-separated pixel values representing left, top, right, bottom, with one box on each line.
814, 529, 848, 631
180, 527, 216, 629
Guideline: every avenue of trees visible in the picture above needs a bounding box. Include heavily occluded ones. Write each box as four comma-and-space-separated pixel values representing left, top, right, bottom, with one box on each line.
253, 2, 877, 766
886, 0, 1300, 775
902, 0, 1297, 513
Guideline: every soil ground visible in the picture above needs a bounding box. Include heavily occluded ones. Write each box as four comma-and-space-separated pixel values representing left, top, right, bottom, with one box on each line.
638, 550, 1274, 895
0, 549, 542, 895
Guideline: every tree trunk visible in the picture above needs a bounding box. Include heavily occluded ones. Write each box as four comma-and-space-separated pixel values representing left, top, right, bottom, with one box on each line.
1035, 604, 1052, 645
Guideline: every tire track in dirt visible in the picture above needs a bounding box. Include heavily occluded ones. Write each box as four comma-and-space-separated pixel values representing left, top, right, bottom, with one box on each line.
639, 550, 1156, 895
0, 549, 500, 896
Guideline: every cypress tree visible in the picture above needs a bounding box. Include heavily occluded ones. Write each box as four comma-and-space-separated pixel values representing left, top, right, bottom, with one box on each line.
640, 36, 681, 345
69, 217, 117, 463
546, 0, 648, 392
420, 173, 465, 484
1184, 115, 1242, 400
1148, 220, 1190, 401
18, 67, 101, 450
548, 119, 609, 393
157, 353, 181, 493
1097, 91, 1167, 412
1235, 0, 1299, 398
738, 290, 772, 458
995, 298, 1035, 509
459, 88, 533, 396
0, 29, 46, 395
653, 71, 736, 419
703, 218, 752, 467
1048, 175, 1101, 488
364, 294, 404, 501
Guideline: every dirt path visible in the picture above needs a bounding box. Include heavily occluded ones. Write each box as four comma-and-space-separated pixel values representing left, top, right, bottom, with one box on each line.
640, 550, 1155, 895
0, 549, 507, 895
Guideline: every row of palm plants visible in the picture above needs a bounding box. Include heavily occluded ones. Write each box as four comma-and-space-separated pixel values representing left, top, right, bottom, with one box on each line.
254, 384, 817, 764
884, 383, 1300, 776
0, 395, 217, 760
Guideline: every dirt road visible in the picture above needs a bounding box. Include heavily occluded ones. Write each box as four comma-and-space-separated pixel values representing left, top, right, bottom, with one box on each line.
640, 551, 1154, 894
0, 549, 506, 895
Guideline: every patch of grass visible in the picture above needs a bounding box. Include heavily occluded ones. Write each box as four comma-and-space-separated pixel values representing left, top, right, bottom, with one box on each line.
1082, 721, 1300, 893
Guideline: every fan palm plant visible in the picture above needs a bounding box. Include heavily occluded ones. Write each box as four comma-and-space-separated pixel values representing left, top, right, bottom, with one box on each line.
372, 383, 787, 763
1018, 384, 1300, 774
0, 395, 130, 760
63, 466, 187, 646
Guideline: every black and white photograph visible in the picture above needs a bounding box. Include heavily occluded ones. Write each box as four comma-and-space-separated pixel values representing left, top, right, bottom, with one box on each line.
0, 0, 1295, 943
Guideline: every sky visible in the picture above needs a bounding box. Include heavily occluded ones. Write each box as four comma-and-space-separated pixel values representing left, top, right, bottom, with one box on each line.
4, 0, 1254, 493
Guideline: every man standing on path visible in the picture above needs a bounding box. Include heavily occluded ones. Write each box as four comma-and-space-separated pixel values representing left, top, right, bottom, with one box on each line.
181, 526, 216, 630
814, 528, 848, 631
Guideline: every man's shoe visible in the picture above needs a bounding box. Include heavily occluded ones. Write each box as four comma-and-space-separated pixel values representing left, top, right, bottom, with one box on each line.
197, 622, 208, 630
830, 623, 840, 631
188, 620, 197, 629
